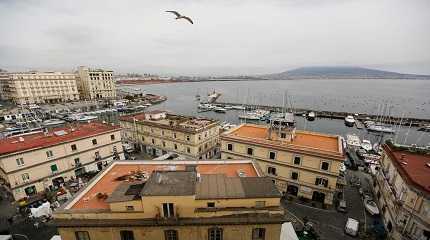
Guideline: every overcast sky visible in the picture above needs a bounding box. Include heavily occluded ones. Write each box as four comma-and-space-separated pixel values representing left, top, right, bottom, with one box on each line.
0, 0, 429, 76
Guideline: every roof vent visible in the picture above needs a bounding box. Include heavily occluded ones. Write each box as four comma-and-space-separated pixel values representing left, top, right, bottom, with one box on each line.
18, 137, 24, 142
401, 161, 408, 165
426, 163, 430, 168
54, 130, 68, 136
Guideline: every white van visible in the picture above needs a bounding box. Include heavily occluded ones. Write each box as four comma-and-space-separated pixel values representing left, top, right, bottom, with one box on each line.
345, 218, 359, 237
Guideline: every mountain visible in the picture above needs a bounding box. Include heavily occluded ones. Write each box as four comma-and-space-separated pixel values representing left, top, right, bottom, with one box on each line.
263, 66, 430, 80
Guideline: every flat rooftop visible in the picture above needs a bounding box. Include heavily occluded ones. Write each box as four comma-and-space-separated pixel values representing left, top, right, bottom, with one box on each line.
383, 143, 430, 195
66, 160, 261, 210
0, 122, 120, 156
224, 124, 342, 156
119, 112, 218, 131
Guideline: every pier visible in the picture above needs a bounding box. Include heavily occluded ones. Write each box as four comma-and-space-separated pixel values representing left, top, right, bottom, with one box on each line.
215, 101, 430, 127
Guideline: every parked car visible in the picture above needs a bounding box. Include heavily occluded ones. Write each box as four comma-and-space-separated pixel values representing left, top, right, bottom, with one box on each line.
337, 199, 347, 213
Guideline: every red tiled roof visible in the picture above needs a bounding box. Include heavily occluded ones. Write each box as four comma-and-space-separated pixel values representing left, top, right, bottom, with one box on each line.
383, 144, 430, 195
118, 113, 146, 122
0, 122, 120, 155
69, 161, 259, 210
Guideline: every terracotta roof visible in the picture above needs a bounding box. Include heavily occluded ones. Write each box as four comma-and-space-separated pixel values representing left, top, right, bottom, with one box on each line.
0, 122, 120, 155
118, 113, 146, 122
68, 160, 260, 210
224, 124, 341, 155
383, 144, 430, 195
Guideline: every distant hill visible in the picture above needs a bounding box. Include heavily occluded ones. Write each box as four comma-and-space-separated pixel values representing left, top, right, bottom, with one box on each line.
262, 66, 430, 80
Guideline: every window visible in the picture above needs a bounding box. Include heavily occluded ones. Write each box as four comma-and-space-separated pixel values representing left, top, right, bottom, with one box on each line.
164, 230, 178, 240
51, 164, 58, 173
198, 147, 202, 153
162, 130, 165, 136
280, 133, 287, 138
252, 228, 266, 240
141, 136, 145, 141
126, 206, 134, 211
186, 135, 190, 141
151, 139, 155, 144
255, 201, 266, 208
75, 231, 90, 240
22, 173, 30, 182
120, 231, 134, 240
321, 161, 329, 171
111, 134, 115, 140
207, 202, 215, 208
208, 227, 223, 240
163, 203, 175, 218
173, 133, 177, 138
227, 144, 233, 151
174, 144, 178, 150
71, 144, 77, 151
291, 171, 299, 180
198, 135, 201, 140
74, 158, 80, 165
269, 151, 276, 160
46, 150, 54, 158
162, 141, 166, 147
267, 166, 277, 176
315, 177, 328, 187
247, 148, 253, 156
293, 156, 301, 165
186, 147, 191, 153
16, 157, 24, 166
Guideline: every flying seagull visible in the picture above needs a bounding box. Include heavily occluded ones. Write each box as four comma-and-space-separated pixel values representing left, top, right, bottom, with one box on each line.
166, 10, 194, 24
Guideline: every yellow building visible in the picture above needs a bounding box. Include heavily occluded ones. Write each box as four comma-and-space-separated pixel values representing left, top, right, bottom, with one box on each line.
54, 160, 289, 240
0, 71, 79, 104
119, 111, 220, 159
76, 66, 116, 100
0, 122, 125, 200
374, 141, 430, 240
220, 122, 345, 205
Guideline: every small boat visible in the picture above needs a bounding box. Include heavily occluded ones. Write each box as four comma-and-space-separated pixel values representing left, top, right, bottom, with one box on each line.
346, 134, 361, 148
345, 115, 355, 127
42, 119, 66, 127
364, 196, 380, 215
418, 125, 430, 132
367, 124, 395, 134
76, 115, 98, 122
224, 106, 233, 110
238, 113, 261, 121
307, 111, 316, 121
213, 107, 227, 113
361, 140, 372, 152
207, 91, 222, 103
231, 105, 246, 110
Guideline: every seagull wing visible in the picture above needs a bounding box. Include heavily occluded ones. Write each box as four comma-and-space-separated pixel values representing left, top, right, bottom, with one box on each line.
166, 10, 181, 17
182, 16, 194, 24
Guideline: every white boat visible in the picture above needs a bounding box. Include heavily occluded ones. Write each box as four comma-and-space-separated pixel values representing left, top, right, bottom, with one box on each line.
361, 140, 372, 151
231, 105, 246, 110
42, 119, 66, 127
307, 111, 316, 121
364, 197, 380, 215
213, 107, 227, 113
345, 115, 355, 126
346, 134, 361, 148
76, 115, 98, 122
238, 113, 261, 120
367, 124, 395, 134
198, 103, 215, 110
207, 91, 221, 103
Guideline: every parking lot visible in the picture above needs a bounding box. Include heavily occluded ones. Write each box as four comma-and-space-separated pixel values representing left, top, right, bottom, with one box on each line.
283, 169, 385, 240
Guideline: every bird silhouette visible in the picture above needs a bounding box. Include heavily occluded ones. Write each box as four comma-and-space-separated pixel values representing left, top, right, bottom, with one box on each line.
166, 10, 194, 24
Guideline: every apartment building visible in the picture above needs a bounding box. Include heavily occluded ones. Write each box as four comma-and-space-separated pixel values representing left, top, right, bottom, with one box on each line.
220, 121, 345, 205
374, 141, 430, 240
119, 111, 220, 159
54, 160, 289, 240
76, 66, 116, 100
0, 122, 125, 200
0, 71, 79, 104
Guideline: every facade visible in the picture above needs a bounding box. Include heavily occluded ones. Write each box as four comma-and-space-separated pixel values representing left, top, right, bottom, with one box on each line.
0, 122, 125, 200
0, 71, 79, 104
54, 160, 289, 240
374, 141, 430, 240
76, 66, 116, 100
220, 123, 345, 205
119, 111, 220, 159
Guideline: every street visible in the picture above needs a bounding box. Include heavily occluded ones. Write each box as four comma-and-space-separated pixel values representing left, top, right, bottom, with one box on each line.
283, 169, 384, 240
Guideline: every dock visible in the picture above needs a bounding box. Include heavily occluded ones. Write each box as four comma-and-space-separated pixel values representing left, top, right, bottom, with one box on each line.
215, 101, 430, 127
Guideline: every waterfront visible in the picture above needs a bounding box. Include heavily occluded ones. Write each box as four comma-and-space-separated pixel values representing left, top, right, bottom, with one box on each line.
122, 79, 430, 146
